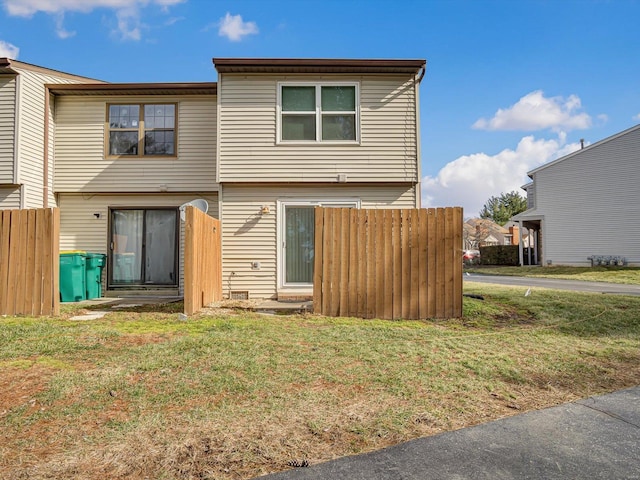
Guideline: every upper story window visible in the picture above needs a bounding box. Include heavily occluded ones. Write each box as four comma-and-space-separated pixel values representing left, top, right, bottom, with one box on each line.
279, 83, 358, 143
108, 104, 176, 157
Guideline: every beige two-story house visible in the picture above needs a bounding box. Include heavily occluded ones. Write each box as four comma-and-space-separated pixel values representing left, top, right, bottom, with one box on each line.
0, 57, 426, 300
214, 58, 425, 299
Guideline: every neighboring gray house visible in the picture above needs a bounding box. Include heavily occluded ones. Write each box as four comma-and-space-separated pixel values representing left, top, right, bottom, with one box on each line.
512, 124, 640, 267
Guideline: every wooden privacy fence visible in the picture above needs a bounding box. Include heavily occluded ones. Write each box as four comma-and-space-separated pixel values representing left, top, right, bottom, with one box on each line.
184, 206, 222, 315
0, 208, 60, 316
313, 207, 463, 319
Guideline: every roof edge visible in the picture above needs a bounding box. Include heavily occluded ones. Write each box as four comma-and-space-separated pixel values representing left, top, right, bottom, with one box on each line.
0, 57, 18, 74
2, 58, 104, 82
47, 82, 217, 95
528, 123, 640, 176
511, 209, 543, 221
213, 57, 426, 74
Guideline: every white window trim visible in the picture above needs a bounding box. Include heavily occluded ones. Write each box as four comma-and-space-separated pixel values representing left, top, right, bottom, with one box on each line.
276, 198, 361, 291
276, 81, 361, 145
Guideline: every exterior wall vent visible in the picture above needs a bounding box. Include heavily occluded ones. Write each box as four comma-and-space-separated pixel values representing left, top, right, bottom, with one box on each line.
229, 290, 249, 300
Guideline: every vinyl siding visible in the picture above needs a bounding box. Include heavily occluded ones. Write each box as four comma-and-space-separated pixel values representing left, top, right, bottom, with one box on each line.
218, 74, 418, 183
14, 69, 82, 208
0, 186, 21, 209
58, 193, 219, 294
0, 75, 16, 184
221, 183, 416, 299
533, 126, 640, 266
525, 183, 535, 209
54, 95, 217, 192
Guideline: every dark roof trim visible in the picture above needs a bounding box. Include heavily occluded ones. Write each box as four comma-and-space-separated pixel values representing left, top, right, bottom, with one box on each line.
46, 82, 217, 96
0, 57, 18, 74
213, 58, 426, 75
1, 57, 102, 81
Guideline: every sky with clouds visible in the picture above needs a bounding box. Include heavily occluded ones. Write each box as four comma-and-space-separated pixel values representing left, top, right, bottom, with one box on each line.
1, 0, 639, 216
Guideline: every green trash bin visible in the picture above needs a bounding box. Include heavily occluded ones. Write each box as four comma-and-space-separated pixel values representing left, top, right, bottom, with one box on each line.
85, 253, 106, 300
59, 251, 87, 302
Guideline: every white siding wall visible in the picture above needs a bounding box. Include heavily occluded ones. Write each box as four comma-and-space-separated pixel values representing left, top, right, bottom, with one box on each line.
0, 186, 21, 208
218, 74, 418, 183
0, 75, 16, 185
58, 193, 219, 294
54, 95, 217, 192
534, 127, 640, 266
221, 184, 416, 299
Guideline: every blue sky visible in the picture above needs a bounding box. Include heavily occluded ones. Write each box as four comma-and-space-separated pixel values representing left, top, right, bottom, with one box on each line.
1, 0, 639, 216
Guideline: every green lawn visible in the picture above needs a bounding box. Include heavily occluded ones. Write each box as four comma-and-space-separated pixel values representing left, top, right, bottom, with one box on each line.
1, 287, 639, 479
465, 265, 640, 285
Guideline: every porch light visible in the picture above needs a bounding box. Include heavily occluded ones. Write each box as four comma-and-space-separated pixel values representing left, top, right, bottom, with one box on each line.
261, 206, 270, 215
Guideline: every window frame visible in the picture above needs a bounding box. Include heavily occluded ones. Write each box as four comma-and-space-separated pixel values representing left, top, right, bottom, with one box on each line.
277, 82, 360, 145
105, 102, 178, 158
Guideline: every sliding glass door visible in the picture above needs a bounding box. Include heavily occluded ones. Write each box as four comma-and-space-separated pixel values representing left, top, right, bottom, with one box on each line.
110, 208, 178, 287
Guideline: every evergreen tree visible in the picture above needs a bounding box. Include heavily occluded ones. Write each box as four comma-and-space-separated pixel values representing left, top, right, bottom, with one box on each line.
479, 191, 527, 225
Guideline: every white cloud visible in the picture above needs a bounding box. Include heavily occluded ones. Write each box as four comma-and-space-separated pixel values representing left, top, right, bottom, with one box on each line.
633, 113, 640, 122
54, 13, 75, 38
164, 16, 184, 26
218, 12, 258, 41
2, 0, 185, 40
421, 135, 581, 217
0, 39, 19, 58
473, 90, 592, 132
114, 6, 142, 41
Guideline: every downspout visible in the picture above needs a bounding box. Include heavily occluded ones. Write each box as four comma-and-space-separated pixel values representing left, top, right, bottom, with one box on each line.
416, 63, 426, 84
414, 61, 426, 208
13, 71, 23, 207
43, 86, 50, 208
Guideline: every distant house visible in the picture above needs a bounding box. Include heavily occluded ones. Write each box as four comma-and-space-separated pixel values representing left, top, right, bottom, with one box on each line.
463, 218, 519, 249
512, 124, 640, 266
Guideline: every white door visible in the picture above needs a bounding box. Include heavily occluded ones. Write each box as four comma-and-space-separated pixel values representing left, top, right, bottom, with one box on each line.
278, 199, 359, 289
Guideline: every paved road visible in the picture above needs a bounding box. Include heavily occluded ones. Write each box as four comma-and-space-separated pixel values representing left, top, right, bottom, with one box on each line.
464, 274, 640, 296
257, 386, 640, 479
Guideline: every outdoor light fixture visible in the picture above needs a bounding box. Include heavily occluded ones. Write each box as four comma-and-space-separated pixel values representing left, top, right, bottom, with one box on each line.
261, 205, 270, 215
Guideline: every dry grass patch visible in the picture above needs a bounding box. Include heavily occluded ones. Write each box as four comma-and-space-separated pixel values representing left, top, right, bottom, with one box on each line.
1, 286, 639, 479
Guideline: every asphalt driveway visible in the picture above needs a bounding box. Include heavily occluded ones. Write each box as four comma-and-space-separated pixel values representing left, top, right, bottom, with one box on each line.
257, 386, 640, 479
464, 274, 640, 296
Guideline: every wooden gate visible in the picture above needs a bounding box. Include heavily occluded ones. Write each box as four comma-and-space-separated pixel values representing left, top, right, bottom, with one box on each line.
183, 206, 222, 315
0, 208, 60, 316
313, 207, 463, 319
